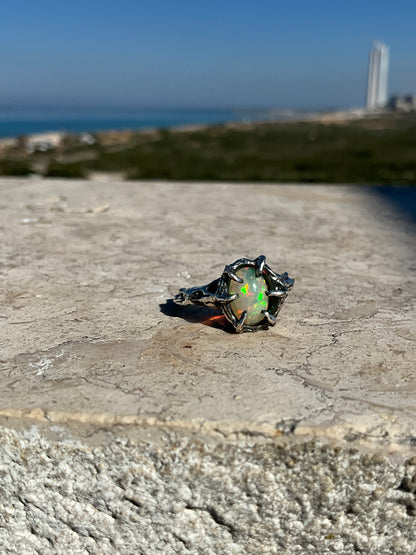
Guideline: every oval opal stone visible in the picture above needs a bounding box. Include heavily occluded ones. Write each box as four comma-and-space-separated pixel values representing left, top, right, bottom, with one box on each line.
228, 266, 269, 325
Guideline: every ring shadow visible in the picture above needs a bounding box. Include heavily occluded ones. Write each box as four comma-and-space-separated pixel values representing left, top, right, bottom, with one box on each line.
160, 299, 233, 332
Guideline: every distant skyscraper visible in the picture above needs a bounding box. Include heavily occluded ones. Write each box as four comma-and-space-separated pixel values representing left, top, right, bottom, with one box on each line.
366, 42, 389, 110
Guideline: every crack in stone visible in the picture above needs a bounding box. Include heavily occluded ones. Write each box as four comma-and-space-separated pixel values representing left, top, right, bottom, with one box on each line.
303, 329, 366, 372
185, 503, 238, 538
82, 375, 144, 398
265, 365, 334, 432
123, 494, 144, 510
171, 531, 192, 550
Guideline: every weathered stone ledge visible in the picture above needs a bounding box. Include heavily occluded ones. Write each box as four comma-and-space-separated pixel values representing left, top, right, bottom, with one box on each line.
0, 179, 415, 552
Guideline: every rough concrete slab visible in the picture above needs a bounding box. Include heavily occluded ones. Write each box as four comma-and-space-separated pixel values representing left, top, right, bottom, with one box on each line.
0, 179, 415, 552
1, 425, 416, 554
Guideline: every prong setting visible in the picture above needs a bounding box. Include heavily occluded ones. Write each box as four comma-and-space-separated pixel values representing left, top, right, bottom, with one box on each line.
215, 293, 238, 304
224, 265, 243, 283
255, 254, 266, 277
219, 255, 293, 332
266, 289, 287, 298
174, 255, 294, 333
262, 310, 276, 326
235, 311, 247, 333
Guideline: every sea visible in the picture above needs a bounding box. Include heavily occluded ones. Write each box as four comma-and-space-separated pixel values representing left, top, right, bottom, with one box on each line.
0, 107, 304, 138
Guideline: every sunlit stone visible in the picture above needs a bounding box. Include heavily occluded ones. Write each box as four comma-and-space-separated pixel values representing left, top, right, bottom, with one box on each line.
229, 266, 268, 326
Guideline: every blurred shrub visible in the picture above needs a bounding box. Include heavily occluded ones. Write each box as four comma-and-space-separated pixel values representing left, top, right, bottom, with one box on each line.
0, 159, 31, 176
45, 162, 86, 178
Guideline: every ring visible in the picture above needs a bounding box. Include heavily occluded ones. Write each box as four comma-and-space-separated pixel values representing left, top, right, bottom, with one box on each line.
173, 255, 294, 333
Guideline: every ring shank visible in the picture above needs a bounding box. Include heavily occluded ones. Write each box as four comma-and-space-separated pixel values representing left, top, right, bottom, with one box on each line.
173, 279, 221, 309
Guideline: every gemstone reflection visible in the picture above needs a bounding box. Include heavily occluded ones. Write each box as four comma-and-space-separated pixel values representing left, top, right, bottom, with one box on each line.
229, 266, 268, 326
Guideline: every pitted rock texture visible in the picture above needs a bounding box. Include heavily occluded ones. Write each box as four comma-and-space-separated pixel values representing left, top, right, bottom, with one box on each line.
0, 426, 415, 554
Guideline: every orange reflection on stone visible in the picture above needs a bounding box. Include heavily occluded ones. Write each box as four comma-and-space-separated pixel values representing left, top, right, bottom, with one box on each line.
202, 313, 228, 329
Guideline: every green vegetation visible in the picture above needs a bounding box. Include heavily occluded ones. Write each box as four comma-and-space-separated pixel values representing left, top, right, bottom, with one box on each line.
0, 158, 32, 176
2, 114, 416, 183
45, 162, 86, 178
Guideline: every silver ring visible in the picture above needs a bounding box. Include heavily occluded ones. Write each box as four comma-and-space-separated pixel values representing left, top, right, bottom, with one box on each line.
174, 255, 294, 333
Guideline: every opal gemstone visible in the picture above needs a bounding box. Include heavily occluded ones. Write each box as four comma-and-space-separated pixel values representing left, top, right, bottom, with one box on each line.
229, 266, 269, 325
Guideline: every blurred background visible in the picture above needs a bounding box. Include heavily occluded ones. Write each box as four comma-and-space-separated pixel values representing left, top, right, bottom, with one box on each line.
1, 0, 416, 183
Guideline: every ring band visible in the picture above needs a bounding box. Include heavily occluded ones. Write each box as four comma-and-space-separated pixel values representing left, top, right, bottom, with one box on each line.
174, 255, 294, 333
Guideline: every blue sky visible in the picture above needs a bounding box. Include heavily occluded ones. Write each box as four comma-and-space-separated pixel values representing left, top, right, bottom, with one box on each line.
1, 0, 416, 109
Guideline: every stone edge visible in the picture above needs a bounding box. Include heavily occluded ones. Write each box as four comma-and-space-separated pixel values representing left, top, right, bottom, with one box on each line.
0, 408, 412, 462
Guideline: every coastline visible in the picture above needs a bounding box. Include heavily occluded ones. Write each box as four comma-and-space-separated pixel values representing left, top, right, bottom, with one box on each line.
1, 109, 414, 184
0, 107, 371, 146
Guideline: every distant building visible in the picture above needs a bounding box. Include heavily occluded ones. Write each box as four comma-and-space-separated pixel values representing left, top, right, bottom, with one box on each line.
79, 132, 96, 145
388, 94, 416, 112
366, 42, 389, 110
25, 132, 64, 154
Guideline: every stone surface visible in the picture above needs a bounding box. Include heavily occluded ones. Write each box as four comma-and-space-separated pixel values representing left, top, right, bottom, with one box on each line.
0, 178, 415, 552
